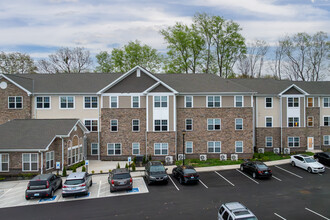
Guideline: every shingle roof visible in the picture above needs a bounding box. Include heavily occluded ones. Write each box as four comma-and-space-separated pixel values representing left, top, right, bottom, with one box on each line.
0, 119, 81, 150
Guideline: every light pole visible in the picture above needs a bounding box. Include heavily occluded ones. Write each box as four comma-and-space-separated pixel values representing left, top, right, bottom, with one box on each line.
182, 130, 186, 166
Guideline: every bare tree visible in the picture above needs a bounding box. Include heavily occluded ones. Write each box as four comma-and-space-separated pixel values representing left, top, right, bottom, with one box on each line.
269, 40, 286, 80
236, 54, 250, 77
0, 52, 37, 74
38, 47, 93, 74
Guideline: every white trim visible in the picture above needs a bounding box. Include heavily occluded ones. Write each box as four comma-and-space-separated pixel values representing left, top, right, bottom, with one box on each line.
84, 118, 99, 132
323, 97, 330, 108
59, 96, 75, 109
279, 84, 309, 96
265, 97, 273, 109
0, 74, 32, 95
0, 153, 9, 172
22, 153, 39, 172
132, 119, 140, 132
8, 96, 23, 109
235, 141, 243, 153
45, 151, 55, 170
185, 118, 193, 131
110, 119, 118, 132
184, 95, 193, 108
109, 96, 118, 108
107, 143, 122, 156
91, 143, 99, 155
307, 116, 314, 127
185, 141, 193, 154
207, 141, 221, 153
323, 116, 330, 126
35, 96, 51, 110
146, 94, 149, 132
83, 96, 98, 109
234, 95, 244, 107
307, 137, 314, 150
288, 136, 300, 147
132, 142, 140, 155
287, 116, 300, 127
307, 97, 314, 107
323, 135, 330, 145
287, 96, 300, 108
153, 95, 168, 108
131, 96, 140, 108
154, 143, 169, 155
207, 118, 221, 131
153, 119, 168, 132
235, 118, 243, 130
265, 116, 273, 128
265, 136, 273, 148
206, 95, 222, 108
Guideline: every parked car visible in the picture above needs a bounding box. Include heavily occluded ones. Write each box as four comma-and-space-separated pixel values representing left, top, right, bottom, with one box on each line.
218, 202, 258, 220
145, 161, 168, 185
108, 168, 133, 193
290, 154, 325, 173
172, 165, 199, 184
240, 161, 272, 179
25, 174, 62, 200
62, 172, 92, 197
314, 152, 330, 166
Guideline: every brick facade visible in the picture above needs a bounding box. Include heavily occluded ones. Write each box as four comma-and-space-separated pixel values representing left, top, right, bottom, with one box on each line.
256, 128, 281, 151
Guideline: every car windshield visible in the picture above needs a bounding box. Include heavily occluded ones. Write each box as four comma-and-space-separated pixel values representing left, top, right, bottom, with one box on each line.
184, 169, 196, 174
256, 164, 268, 169
305, 157, 316, 163
65, 179, 84, 185
150, 166, 165, 173
113, 173, 130, 179
234, 211, 251, 216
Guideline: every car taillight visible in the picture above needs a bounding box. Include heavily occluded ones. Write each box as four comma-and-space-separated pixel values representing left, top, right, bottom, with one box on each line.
258, 171, 262, 174
80, 183, 86, 187
184, 175, 189, 178
27, 182, 30, 190
130, 178, 132, 183
269, 170, 272, 173
111, 180, 114, 184
62, 185, 67, 188
46, 181, 50, 188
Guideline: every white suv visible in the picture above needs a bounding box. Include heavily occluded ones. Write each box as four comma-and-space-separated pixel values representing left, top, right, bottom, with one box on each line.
218, 202, 258, 220
290, 154, 325, 173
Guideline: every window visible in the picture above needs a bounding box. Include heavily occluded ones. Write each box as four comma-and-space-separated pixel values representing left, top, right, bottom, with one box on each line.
60, 96, 74, 109
110, 119, 118, 132
154, 143, 168, 155
132, 119, 140, 132
91, 143, 99, 155
307, 97, 314, 107
8, 96, 22, 109
265, 97, 272, 108
132, 143, 140, 155
207, 96, 221, 108
154, 96, 167, 108
207, 119, 221, 130
110, 96, 118, 108
185, 96, 193, 108
46, 151, 54, 170
22, 153, 38, 171
0, 154, 9, 172
84, 96, 98, 109
185, 119, 193, 131
288, 137, 300, 147
107, 143, 121, 155
324, 117, 330, 126
307, 116, 314, 127
323, 97, 330, 108
235, 118, 243, 130
324, 136, 330, 145
235, 96, 243, 107
185, 141, 193, 154
84, 119, 98, 132
288, 97, 299, 107
154, 120, 168, 131
36, 96, 50, 109
265, 117, 273, 127
235, 141, 243, 153
265, 137, 273, 147
132, 96, 139, 108
208, 141, 221, 153
288, 117, 299, 127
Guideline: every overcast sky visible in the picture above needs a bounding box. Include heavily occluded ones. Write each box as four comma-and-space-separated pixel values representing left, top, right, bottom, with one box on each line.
0, 0, 329, 59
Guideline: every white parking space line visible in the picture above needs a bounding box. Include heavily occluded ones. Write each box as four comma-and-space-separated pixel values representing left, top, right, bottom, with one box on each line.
214, 171, 235, 187
325, 166, 330, 170
272, 175, 282, 182
305, 208, 330, 220
168, 175, 179, 191
97, 180, 102, 197
0, 188, 12, 199
275, 165, 303, 179
274, 213, 287, 220
235, 169, 259, 184
318, 173, 323, 176
198, 179, 208, 189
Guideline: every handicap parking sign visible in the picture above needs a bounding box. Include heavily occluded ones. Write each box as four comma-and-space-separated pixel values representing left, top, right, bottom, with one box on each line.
85, 160, 89, 166
56, 162, 61, 170
127, 188, 139, 193
39, 196, 57, 203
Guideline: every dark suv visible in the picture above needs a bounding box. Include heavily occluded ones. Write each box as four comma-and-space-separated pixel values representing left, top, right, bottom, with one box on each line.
145, 161, 168, 185
108, 168, 133, 193
25, 174, 62, 200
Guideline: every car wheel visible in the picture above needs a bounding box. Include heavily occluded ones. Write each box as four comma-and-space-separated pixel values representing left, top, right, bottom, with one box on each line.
25, 196, 30, 200
291, 161, 295, 167
110, 189, 114, 193
252, 172, 256, 179
307, 167, 312, 173
90, 181, 93, 187
164, 180, 168, 185
179, 177, 183, 185
58, 182, 62, 189
147, 178, 151, 185
62, 194, 66, 198
240, 165, 244, 171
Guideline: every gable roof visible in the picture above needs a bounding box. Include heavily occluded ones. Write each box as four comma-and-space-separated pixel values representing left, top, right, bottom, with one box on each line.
0, 119, 88, 151
279, 84, 309, 96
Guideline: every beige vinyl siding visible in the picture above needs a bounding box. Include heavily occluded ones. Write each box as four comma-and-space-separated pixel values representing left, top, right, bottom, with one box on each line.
282, 97, 287, 127
193, 96, 206, 108
177, 96, 184, 108
102, 96, 109, 108
257, 96, 280, 127
222, 96, 233, 107
244, 96, 251, 107
119, 96, 130, 108
140, 96, 146, 108
300, 97, 305, 127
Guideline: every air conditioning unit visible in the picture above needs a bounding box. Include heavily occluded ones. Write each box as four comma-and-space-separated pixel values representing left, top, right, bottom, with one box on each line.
178, 154, 185, 160
220, 154, 227, 161
258, 148, 264, 154
231, 154, 238, 161
200, 154, 207, 161
165, 156, 173, 164
273, 148, 280, 154
284, 148, 290, 154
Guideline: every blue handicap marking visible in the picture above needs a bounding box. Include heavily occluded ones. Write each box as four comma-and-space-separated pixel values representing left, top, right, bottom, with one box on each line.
39, 196, 57, 203
74, 192, 90, 198
127, 188, 139, 193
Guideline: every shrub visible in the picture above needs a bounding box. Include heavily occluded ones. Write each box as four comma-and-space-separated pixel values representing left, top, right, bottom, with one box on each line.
148, 155, 152, 162
73, 167, 76, 173
117, 162, 120, 169
261, 156, 270, 161
142, 155, 146, 164
125, 163, 129, 169
67, 161, 85, 170
92, 170, 95, 174
132, 162, 136, 171
100, 170, 103, 174
109, 169, 112, 173
62, 167, 67, 177
82, 166, 86, 172
133, 157, 137, 164
0, 177, 5, 181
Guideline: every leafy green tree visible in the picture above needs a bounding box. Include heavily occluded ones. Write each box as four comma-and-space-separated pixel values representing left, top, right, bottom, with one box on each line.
95, 51, 112, 73
0, 52, 37, 74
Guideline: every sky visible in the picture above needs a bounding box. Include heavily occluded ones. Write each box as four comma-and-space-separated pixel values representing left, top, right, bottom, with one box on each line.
0, 0, 329, 61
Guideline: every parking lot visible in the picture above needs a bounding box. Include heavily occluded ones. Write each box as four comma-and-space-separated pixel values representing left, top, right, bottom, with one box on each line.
0, 163, 329, 219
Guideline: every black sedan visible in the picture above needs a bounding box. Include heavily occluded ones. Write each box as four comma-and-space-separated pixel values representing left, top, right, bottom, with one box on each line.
314, 152, 330, 166
240, 161, 272, 179
172, 165, 199, 184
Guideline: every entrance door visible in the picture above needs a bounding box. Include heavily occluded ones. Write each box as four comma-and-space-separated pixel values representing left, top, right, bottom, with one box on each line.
307, 137, 314, 150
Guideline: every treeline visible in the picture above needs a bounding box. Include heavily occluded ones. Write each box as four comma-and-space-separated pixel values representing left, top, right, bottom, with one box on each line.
0, 13, 329, 81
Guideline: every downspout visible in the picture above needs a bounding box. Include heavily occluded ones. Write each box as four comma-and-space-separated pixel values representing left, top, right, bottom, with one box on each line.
146, 94, 148, 159
174, 94, 177, 161
98, 95, 101, 161
61, 137, 64, 171
280, 96, 283, 154
40, 151, 43, 174
252, 95, 255, 149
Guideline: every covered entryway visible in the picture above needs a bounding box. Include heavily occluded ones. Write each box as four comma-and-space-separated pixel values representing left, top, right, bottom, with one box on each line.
307, 137, 314, 150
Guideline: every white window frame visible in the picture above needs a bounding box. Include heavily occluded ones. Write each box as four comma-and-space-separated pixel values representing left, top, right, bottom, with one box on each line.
307, 116, 314, 127
154, 143, 168, 155
59, 96, 75, 109
185, 96, 193, 108
110, 119, 118, 132
107, 143, 122, 155
22, 153, 39, 172
265, 97, 273, 108
307, 97, 314, 107
131, 96, 140, 108
132, 119, 140, 132
185, 118, 193, 131
132, 143, 140, 155
324, 116, 330, 126
288, 117, 300, 127
185, 141, 193, 154
84, 96, 98, 109
91, 143, 99, 155
207, 141, 221, 153
8, 96, 23, 109
84, 119, 98, 132
235, 118, 243, 130
207, 96, 221, 108
207, 118, 221, 131
46, 151, 54, 170
265, 117, 273, 127
0, 154, 9, 172
234, 96, 244, 107
154, 96, 168, 108
265, 136, 273, 147
323, 97, 330, 108
288, 137, 300, 147
235, 141, 243, 153
36, 96, 51, 109
324, 135, 330, 145
110, 96, 118, 108
154, 119, 168, 132
288, 97, 299, 108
